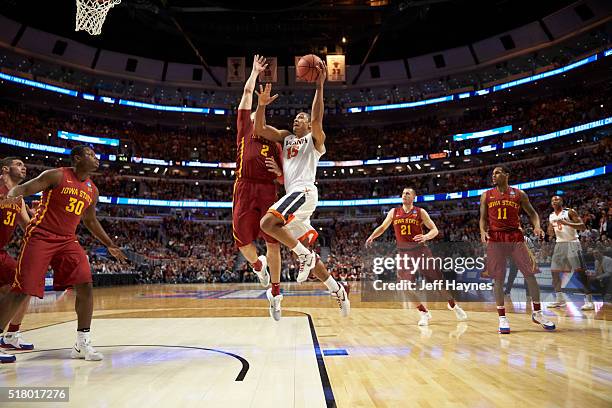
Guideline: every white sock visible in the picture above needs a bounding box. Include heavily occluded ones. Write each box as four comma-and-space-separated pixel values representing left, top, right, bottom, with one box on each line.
585, 294, 592, 302
323, 276, 340, 293
292, 242, 310, 256
77, 331, 90, 345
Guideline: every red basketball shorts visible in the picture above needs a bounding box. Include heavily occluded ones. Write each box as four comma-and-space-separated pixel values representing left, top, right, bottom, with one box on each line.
0, 250, 17, 287
485, 230, 539, 280
12, 229, 92, 298
396, 246, 444, 282
232, 180, 278, 247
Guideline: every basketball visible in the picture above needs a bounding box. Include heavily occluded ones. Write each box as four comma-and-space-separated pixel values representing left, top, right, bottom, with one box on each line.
297, 54, 322, 82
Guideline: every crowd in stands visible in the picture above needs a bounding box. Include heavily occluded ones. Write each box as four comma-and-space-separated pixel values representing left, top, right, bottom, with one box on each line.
0, 82, 609, 163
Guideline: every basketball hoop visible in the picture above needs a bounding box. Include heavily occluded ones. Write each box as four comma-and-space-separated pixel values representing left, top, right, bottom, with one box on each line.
75, 0, 121, 35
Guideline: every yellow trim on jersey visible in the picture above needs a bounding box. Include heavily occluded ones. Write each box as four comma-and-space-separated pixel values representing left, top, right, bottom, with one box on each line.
13, 190, 53, 289
236, 137, 245, 179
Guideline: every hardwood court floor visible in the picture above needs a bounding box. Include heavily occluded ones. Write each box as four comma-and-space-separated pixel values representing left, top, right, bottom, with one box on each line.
2, 283, 611, 408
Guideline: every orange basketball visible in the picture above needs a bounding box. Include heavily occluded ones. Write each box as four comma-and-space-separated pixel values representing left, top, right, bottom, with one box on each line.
296, 54, 322, 82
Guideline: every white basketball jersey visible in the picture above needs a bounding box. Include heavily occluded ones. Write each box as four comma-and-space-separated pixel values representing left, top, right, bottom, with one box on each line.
282, 132, 324, 194
549, 209, 579, 242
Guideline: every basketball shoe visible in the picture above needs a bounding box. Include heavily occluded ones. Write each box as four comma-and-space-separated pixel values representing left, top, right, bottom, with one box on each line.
581, 294, 594, 311
266, 288, 283, 321
418, 311, 432, 326
532, 311, 556, 331
448, 304, 468, 321
498, 316, 510, 334
71, 333, 103, 361
254, 255, 270, 287
0, 351, 15, 363
1, 331, 34, 350
296, 251, 316, 282
547, 292, 567, 308
330, 282, 350, 317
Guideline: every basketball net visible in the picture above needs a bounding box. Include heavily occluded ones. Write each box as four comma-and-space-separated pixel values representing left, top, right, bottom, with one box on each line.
75, 0, 121, 35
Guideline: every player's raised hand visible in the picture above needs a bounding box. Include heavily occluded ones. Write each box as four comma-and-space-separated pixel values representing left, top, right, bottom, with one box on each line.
252, 54, 268, 74
265, 157, 282, 177
316, 60, 327, 86
255, 83, 279, 106
107, 245, 128, 263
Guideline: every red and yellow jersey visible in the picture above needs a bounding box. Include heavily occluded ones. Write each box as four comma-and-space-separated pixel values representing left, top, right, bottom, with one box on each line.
393, 206, 424, 249
235, 109, 282, 183
27, 167, 96, 238
485, 187, 522, 232
0, 184, 22, 248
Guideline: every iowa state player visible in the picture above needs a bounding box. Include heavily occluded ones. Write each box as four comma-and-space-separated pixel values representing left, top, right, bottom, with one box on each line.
0, 146, 127, 361
479, 166, 555, 334
0, 157, 33, 363
232, 55, 284, 315
366, 188, 467, 326
547, 195, 593, 310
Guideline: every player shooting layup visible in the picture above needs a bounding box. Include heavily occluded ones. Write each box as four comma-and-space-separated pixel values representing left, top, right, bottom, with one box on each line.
254, 61, 350, 320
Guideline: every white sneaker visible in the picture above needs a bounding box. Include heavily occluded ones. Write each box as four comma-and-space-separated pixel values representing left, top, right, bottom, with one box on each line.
330, 283, 350, 317
0, 351, 15, 363
581, 302, 594, 311
448, 304, 468, 321
418, 310, 431, 326
296, 251, 316, 283
1, 331, 34, 350
498, 316, 510, 334
532, 311, 556, 331
547, 300, 567, 308
266, 288, 283, 321
71, 340, 103, 361
254, 255, 270, 288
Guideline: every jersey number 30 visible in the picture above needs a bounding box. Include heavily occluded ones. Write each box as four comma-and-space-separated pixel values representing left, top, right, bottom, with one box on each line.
66, 197, 85, 215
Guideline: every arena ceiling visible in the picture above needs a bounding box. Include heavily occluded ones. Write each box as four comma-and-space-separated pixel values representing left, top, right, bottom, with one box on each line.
0, 0, 576, 66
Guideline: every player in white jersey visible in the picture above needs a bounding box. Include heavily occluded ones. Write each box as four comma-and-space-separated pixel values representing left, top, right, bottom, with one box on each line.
254, 62, 349, 320
547, 196, 594, 310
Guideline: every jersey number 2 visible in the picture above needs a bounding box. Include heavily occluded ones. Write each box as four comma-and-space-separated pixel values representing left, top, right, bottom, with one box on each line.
260, 145, 269, 157
66, 198, 85, 215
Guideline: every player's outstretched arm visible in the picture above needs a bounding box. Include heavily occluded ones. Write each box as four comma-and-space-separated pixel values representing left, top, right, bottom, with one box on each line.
366, 208, 395, 247
479, 192, 489, 243
254, 83, 290, 143
414, 209, 438, 242
238, 55, 267, 110
519, 190, 543, 239
7, 169, 62, 199
310, 60, 327, 153
82, 190, 127, 262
